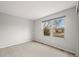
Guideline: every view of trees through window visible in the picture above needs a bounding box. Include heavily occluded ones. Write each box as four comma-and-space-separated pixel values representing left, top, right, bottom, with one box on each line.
42, 16, 65, 38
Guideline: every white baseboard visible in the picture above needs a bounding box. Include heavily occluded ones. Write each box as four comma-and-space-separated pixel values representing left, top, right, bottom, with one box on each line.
33, 39, 76, 54
0, 40, 31, 48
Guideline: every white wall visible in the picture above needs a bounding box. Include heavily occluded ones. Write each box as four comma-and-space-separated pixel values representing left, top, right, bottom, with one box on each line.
34, 7, 78, 54
0, 12, 33, 48
76, 9, 79, 56
76, 2, 79, 56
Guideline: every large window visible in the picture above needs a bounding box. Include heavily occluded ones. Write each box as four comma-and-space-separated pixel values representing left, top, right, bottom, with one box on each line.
42, 16, 65, 38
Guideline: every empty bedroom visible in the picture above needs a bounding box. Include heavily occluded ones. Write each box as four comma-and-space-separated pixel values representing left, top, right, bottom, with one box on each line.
0, 1, 79, 57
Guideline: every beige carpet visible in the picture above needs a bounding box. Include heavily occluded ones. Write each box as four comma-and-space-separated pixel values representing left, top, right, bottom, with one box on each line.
0, 41, 75, 57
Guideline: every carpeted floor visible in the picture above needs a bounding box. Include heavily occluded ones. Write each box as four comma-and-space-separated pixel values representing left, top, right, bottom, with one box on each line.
0, 41, 75, 57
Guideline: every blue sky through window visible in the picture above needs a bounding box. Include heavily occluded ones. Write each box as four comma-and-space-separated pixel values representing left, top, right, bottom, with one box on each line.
58, 18, 64, 28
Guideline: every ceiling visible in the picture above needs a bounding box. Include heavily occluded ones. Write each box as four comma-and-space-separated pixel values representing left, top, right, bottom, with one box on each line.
0, 1, 77, 20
